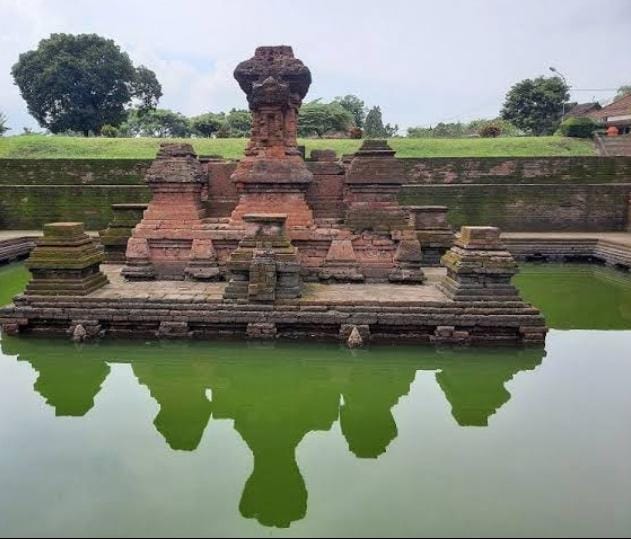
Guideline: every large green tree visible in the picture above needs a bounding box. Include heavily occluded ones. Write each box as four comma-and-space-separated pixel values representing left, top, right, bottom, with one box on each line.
298, 100, 353, 137
11, 33, 162, 136
334, 94, 365, 128
500, 76, 569, 136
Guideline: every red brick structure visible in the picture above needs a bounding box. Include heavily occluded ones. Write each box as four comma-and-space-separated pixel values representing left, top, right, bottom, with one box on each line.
119, 47, 449, 284
122, 144, 219, 280
228, 46, 314, 228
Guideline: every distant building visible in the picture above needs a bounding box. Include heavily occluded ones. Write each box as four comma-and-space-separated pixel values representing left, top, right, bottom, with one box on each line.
595, 94, 631, 135
564, 102, 602, 120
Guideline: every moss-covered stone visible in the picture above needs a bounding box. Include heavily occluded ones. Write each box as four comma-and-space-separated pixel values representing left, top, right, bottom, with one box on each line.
24, 222, 108, 296
99, 203, 147, 262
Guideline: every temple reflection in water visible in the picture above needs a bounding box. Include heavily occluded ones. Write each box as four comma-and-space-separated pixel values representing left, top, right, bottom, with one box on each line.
1, 337, 544, 529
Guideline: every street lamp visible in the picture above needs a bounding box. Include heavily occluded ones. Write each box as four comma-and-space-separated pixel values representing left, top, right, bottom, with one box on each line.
549, 66, 570, 120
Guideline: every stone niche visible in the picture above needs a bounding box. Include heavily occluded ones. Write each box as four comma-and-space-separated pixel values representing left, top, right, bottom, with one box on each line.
223, 213, 302, 302
438, 226, 520, 301
24, 222, 108, 296
121, 143, 219, 280
99, 203, 148, 263
228, 46, 315, 228
407, 205, 454, 266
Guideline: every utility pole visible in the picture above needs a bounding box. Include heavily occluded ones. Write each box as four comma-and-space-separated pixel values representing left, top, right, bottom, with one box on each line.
549, 66, 570, 121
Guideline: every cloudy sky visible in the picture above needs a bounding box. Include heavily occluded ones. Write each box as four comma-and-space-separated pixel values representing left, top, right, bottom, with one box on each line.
1, 0, 630, 133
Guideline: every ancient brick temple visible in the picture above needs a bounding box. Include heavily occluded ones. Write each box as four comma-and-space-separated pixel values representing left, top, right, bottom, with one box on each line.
118, 46, 442, 286
0, 45, 548, 346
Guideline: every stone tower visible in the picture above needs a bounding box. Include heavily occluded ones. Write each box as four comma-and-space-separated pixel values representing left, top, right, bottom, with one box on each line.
228, 46, 315, 228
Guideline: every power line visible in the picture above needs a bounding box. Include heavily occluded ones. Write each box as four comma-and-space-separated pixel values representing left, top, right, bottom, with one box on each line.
572, 88, 618, 92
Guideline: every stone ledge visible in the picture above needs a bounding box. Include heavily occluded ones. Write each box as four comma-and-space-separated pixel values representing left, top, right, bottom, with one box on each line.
0, 293, 546, 346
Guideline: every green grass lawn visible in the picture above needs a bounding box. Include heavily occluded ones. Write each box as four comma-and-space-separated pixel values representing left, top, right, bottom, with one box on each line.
0, 135, 595, 159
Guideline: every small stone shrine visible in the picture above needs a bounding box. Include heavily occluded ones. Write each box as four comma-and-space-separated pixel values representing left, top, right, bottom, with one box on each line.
121, 143, 219, 280
23, 222, 108, 296
223, 214, 302, 302
438, 226, 520, 301
343, 139, 409, 233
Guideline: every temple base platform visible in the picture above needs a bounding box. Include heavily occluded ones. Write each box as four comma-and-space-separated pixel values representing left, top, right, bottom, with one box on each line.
0, 266, 546, 346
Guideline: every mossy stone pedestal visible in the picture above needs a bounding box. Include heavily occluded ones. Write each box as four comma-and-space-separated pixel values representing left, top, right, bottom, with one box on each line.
224, 214, 302, 302
24, 222, 108, 296
438, 226, 520, 301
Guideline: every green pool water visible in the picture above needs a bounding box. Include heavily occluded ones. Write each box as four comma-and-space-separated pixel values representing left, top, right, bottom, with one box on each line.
515, 264, 631, 329
0, 263, 630, 537
0, 262, 30, 307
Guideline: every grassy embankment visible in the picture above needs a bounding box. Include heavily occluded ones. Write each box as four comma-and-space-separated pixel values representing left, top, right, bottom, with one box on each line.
0, 135, 596, 159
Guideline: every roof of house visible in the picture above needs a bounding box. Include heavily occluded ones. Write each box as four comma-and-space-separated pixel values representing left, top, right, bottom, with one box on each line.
565, 102, 601, 118
595, 94, 631, 119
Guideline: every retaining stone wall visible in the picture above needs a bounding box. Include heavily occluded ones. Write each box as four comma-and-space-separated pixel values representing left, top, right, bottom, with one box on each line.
1, 156, 630, 231
0, 159, 151, 230
399, 157, 631, 231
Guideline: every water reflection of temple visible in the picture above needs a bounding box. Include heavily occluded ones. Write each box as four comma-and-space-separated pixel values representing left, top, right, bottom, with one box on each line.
1, 337, 544, 528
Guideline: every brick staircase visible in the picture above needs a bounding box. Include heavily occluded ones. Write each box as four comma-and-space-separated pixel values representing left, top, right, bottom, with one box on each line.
595, 133, 631, 156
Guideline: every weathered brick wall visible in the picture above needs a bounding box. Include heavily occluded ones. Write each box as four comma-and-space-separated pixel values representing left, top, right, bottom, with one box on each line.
1, 156, 630, 231
0, 159, 152, 230
203, 160, 238, 218
204, 159, 348, 220
399, 157, 631, 231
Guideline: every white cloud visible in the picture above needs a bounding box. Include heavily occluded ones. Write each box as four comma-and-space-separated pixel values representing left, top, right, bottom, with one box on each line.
1, 0, 630, 132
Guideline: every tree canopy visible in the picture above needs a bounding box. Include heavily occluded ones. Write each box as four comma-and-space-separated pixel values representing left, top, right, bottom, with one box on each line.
11, 33, 162, 136
120, 108, 191, 138
500, 76, 569, 136
364, 106, 398, 138
334, 95, 365, 128
190, 113, 224, 138
298, 100, 353, 137
407, 118, 520, 138
219, 109, 252, 138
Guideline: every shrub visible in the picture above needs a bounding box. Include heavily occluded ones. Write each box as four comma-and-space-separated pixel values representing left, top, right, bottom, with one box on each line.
101, 124, 119, 138
479, 123, 502, 138
349, 126, 363, 139
558, 117, 599, 138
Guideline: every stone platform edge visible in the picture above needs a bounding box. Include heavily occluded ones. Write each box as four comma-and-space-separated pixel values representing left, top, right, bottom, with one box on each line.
0, 294, 546, 346
0, 236, 37, 264
3, 231, 630, 270
502, 234, 631, 270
